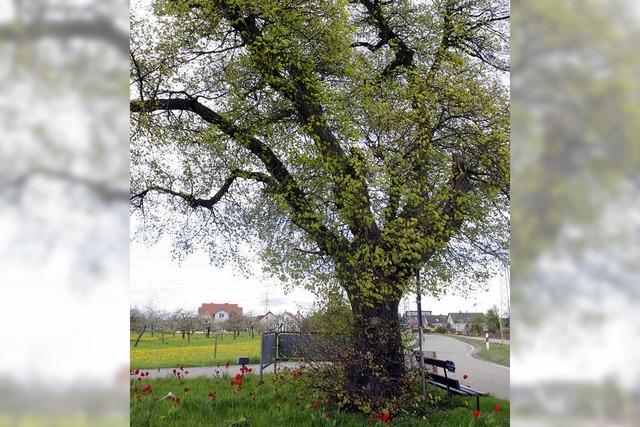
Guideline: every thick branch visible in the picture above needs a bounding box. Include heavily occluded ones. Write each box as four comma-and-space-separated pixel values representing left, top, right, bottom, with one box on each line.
428, 153, 474, 260
131, 169, 274, 210
215, 0, 380, 242
396, 152, 475, 265
131, 98, 344, 255
359, 0, 415, 76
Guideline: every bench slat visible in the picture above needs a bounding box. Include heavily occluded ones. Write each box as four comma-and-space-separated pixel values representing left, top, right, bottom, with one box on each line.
428, 373, 460, 389
423, 357, 456, 373
428, 374, 486, 396
414, 351, 486, 412
458, 384, 488, 396
428, 380, 470, 395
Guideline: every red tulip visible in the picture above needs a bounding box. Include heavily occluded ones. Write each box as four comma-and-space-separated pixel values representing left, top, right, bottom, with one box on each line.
472, 409, 480, 418
374, 412, 392, 424
493, 404, 502, 413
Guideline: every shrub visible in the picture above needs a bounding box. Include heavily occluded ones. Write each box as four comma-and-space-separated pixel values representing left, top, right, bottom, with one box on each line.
292, 329, 446, 417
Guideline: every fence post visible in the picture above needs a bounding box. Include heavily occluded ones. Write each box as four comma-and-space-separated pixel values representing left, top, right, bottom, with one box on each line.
273, 331, 278, 373
425, 351, 438, 374
259, 332, 264, 381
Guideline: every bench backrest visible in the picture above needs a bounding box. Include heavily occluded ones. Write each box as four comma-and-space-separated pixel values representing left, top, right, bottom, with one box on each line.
428, 373, 461, 389
423, 357, 456, 373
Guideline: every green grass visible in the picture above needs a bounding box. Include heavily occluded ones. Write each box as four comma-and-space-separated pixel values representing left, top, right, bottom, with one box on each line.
131, 331, 261, 369
130, 372, 510, 426
453, 336, 510, 367
401, 332, 415, 348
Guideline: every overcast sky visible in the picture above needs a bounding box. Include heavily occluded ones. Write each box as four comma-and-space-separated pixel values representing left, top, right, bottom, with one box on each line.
131, 237, 509, 317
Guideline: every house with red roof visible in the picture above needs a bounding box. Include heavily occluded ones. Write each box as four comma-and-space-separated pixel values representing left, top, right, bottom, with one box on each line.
197, 303, 243, 322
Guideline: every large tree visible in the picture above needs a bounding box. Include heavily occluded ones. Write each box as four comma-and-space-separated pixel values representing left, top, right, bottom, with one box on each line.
130, 0, 509, 399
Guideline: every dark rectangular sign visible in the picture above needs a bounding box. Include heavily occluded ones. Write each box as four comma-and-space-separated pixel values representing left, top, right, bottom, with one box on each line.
277, 333, 328, 360
261, 333, 277, 366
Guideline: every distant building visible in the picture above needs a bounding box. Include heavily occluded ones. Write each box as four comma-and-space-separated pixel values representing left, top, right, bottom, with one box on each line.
198, 303, 243, 321
256, 311, 278, 329
447, 312, 486, 333
404, 310, 432, 328
281, 311, 305, 330
424, 314, 448, 331
256, 310, 306, 331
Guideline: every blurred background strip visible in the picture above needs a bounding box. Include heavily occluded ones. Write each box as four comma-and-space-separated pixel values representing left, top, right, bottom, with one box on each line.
0, 1, 129, 426
511, 0, 640, 425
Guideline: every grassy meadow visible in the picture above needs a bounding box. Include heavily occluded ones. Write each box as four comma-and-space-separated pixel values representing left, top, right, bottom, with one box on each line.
131, 331, 261, 369
453, 336, 510, 367
130, 371, 510, 426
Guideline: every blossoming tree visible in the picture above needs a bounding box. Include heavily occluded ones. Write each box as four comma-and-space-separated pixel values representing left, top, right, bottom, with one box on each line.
130, 0, 509, 400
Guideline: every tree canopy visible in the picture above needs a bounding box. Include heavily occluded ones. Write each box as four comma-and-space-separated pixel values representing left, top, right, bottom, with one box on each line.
130, 0, 509, 305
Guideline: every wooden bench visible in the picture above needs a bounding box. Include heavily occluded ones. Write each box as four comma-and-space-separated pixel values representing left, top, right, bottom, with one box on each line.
417, 354, 487, 411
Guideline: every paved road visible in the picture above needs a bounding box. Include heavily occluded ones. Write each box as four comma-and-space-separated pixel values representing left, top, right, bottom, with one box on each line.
454, 335, 510, 345
420, 334, 510, 400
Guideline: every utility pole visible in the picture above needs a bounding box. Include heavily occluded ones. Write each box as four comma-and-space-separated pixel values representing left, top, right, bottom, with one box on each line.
263, 282, 271, 313
416, 267, 426, 395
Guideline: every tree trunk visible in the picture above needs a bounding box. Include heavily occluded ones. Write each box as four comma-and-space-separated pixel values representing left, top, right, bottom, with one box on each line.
182, 330, 185, 339
344, 295, 405, 401
206, 326, 210, 338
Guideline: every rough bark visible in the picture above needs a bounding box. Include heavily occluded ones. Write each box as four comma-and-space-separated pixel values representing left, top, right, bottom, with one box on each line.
345, 293, 405, 399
